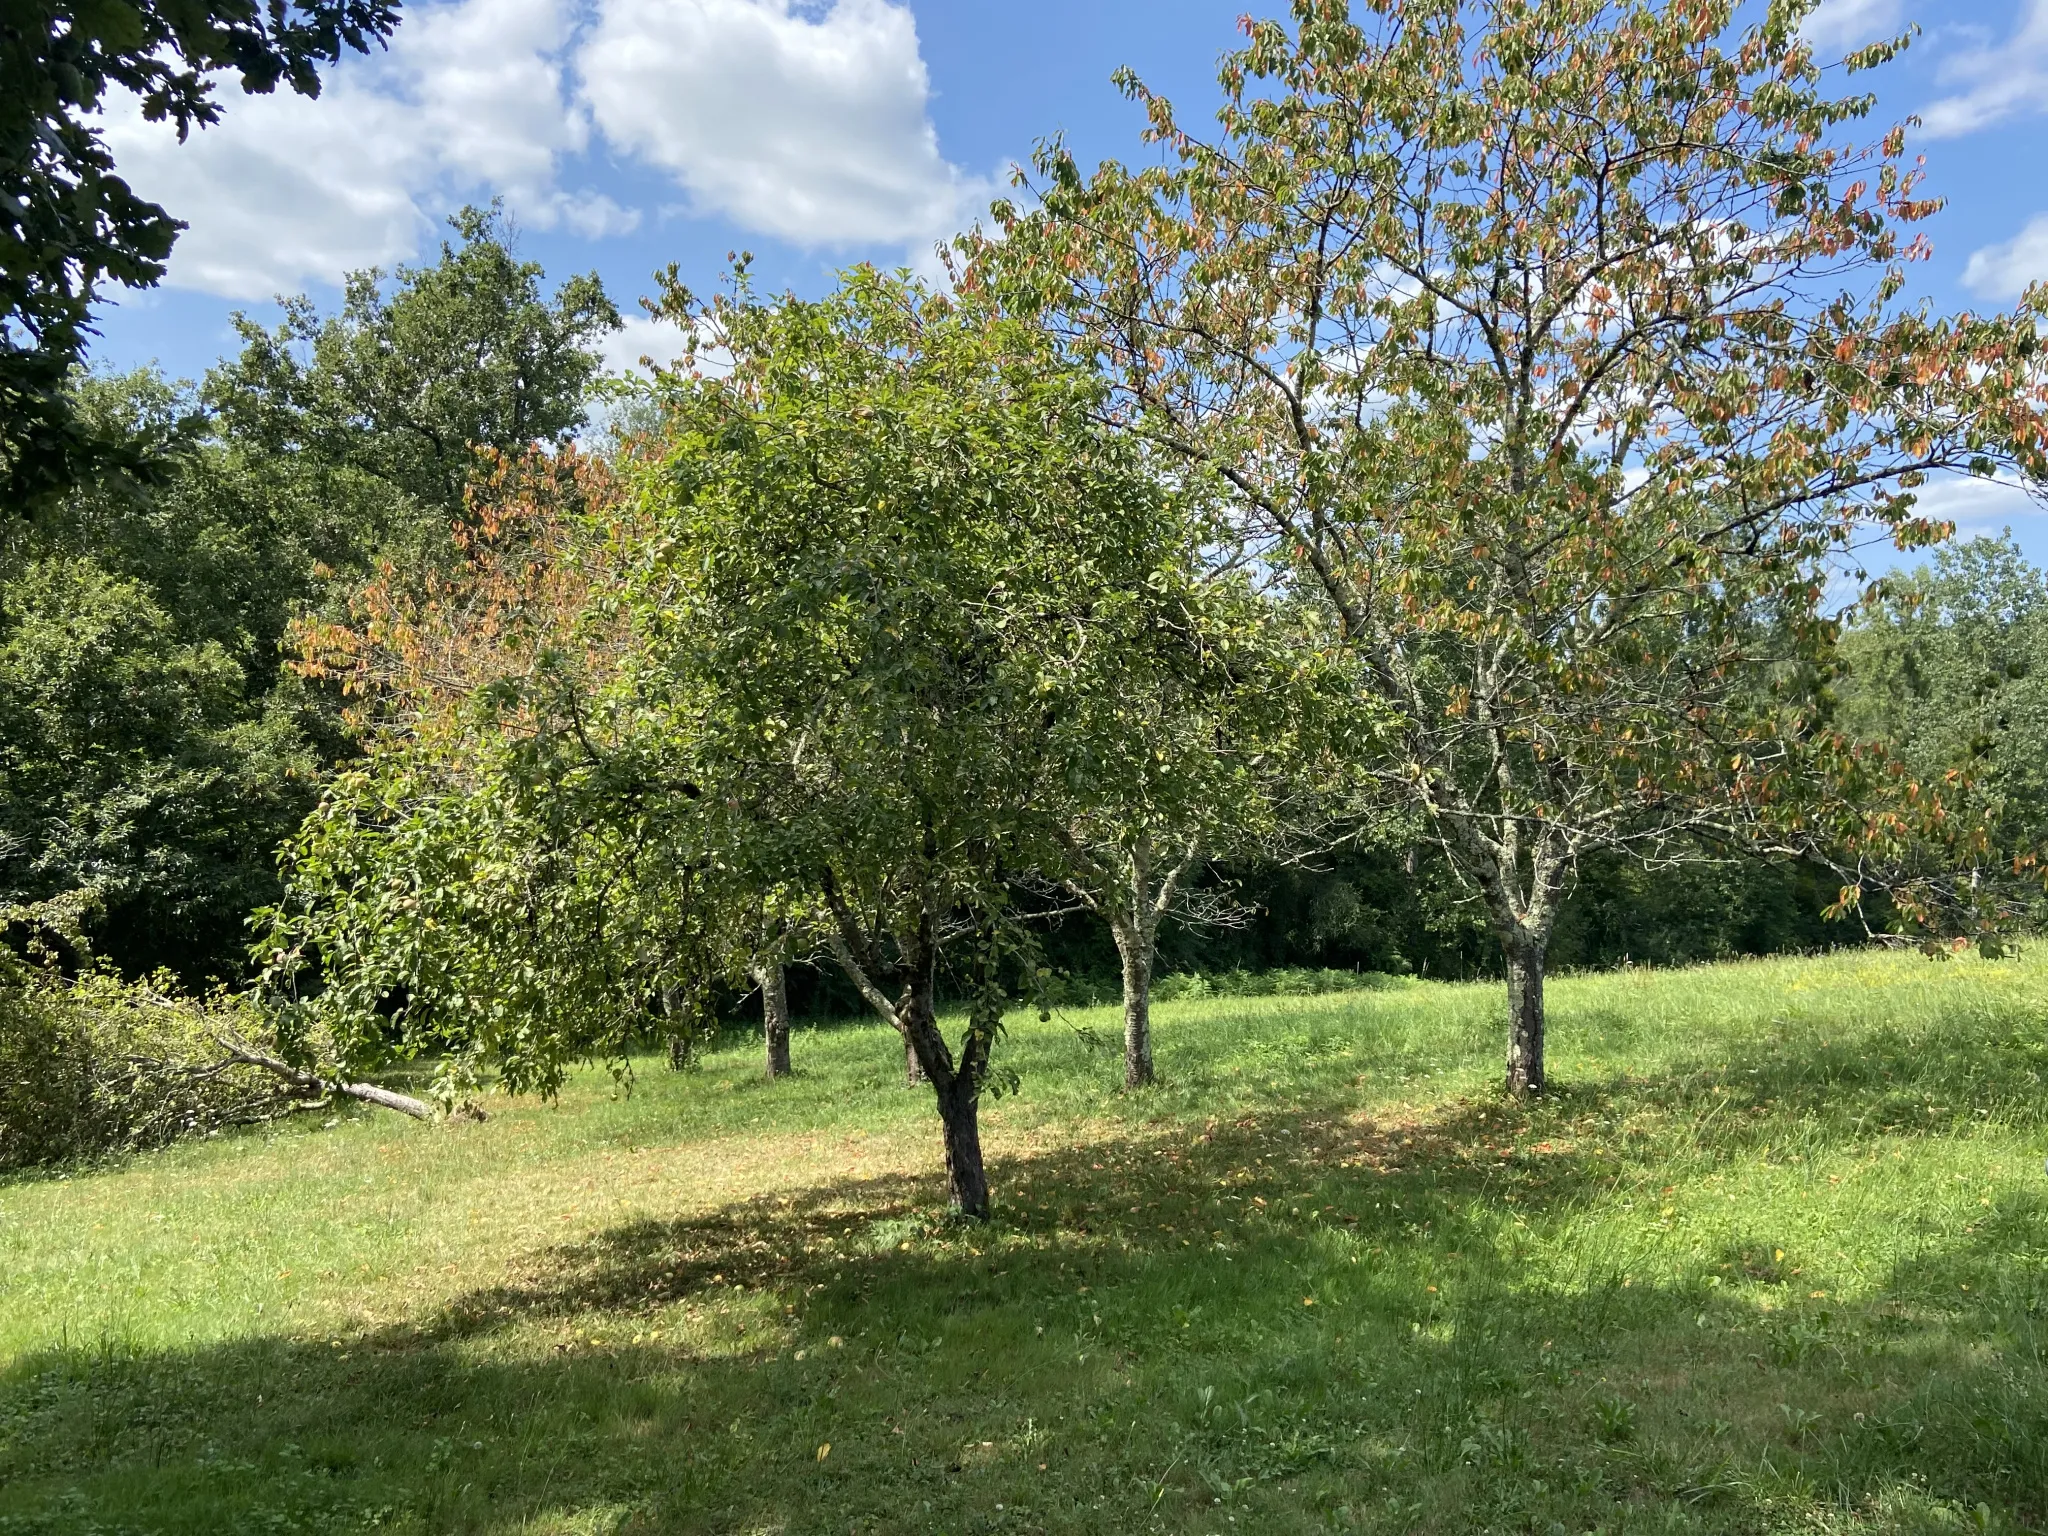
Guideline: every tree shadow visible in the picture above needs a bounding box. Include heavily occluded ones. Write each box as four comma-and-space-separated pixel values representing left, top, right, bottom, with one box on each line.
5, 1022, 2048, 1534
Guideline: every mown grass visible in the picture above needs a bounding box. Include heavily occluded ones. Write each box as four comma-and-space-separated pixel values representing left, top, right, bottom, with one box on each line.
3, 949, 2047, 1534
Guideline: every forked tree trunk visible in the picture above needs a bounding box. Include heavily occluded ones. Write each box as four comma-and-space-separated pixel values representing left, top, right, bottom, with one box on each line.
1503, 938, 1547, 1097
1086, 834, 1192, 1093
754, 960, 791, 1078
898, 980, 988, 1218
818, 903, 988, 1217
1113, 926, 1155, 1090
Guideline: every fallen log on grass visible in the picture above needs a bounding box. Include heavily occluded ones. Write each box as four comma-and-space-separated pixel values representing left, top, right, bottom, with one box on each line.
214, 1035, 445, 1122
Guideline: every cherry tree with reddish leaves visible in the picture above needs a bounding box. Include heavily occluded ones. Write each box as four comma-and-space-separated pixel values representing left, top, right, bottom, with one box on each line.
989, 0, 2048, 1094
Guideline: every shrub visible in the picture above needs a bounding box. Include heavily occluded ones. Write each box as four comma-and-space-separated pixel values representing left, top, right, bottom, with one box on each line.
0, 951, 298, 1173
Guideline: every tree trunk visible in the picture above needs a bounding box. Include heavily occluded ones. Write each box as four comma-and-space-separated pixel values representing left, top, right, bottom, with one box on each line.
1503, 939, 1546, 1097
754, 960, 791, 1078
214, 1036, 439, 1121
934, 1072, 990, 1219
904, 1035, 926, 1086
1113, 925, 1155, 1089
661, 983, 694, 1071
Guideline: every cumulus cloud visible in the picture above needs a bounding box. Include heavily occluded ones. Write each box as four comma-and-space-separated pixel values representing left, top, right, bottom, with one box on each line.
1799, 0, 1904, 54
100, 81, 434, 298
595, 313, 698, 376
1963, 214, 2048, 300
99, 0, 631, 300
98, 0, 992, 301
1901, 470, 2045, 538
577, 0, 992, 258
1920, 0, 2048, 139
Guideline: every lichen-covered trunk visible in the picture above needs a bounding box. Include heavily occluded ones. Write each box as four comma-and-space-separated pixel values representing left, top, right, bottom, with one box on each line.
1474, 837, 1564, 1099
754, 960, 791, 1078
1113, 925, 1155, 1089
1503, 938, 1546, 1097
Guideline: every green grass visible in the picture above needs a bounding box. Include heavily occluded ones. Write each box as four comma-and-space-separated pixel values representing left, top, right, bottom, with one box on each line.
4, 949, 2048, 1534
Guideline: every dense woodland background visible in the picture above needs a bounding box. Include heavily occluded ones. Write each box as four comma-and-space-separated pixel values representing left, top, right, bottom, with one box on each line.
11, 6, 2048, 1528
2, 212, 2043, 1012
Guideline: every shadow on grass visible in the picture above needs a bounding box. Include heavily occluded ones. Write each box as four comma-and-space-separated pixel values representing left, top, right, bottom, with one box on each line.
6, 1028, 2048, 1536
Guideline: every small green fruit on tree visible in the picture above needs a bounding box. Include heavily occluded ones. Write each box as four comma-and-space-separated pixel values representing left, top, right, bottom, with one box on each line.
624, 267, 1281, 1214
268, 267, 1262, 1219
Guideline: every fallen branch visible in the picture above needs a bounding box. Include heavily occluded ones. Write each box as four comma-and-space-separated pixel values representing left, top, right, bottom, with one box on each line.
214, 1035, 442, 1122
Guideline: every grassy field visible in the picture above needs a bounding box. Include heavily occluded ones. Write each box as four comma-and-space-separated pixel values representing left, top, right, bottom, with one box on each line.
3, 950, 2047, 1535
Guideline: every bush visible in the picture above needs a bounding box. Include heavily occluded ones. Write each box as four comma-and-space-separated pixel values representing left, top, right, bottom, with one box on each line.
0, 951, 296, 1173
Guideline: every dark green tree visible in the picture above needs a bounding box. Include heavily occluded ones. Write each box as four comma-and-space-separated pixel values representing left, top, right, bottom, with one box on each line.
1839, 536, 2048, 926
268, 269, 1247, 1217
0, 548, 321, 979
2, 0, 399, 510
208, 205, 621, 561
3, 220, 618, 981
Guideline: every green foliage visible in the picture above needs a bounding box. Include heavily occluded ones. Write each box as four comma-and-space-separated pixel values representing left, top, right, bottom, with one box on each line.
270, 269, 1254, 1121
0, 546, 322, 980
270, 733, 701, 1101
258, 446, 703, 1101
1, 0, 398, 509
992, 0, 2048, 1088
0, 913, 288, 1172
621, 261, 1344, 1146
46, 368, 381, 694
1547, 847, 1863, 970
209, 203, 620, 553
1036, 963, 1391, 1010
1147, 966, 1397, 1003
1, 216, 618, 984
1840, 536, 2048, 925
1171, 843, 1500, 982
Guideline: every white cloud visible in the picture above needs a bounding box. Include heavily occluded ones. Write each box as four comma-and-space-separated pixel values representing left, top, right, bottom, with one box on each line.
576, 0, 990, 258
1963, 214, 2048, 299
400, 0, 584, 196
1799, 0, 1904, 53
99, 0, 629, 299
1920, 0, 2048, 139
1898, 470, 2045, 539
98, 0, 993, 300
100, 81, 433, 298
595, 313, 698, 376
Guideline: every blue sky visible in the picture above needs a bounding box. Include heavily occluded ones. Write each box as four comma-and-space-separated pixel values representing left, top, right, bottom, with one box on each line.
89, 0, 2048, 566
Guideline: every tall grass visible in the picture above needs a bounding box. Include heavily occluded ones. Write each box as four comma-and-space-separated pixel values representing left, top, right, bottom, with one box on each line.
3, 948, 2045, 1533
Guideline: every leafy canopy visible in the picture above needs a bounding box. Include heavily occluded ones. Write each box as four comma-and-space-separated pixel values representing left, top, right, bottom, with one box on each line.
264, 268, 1295, 1207
209, 204, 621, 554
2, 217, 618, 984
988, 0, 2048, 1087
2, 0, 399, 509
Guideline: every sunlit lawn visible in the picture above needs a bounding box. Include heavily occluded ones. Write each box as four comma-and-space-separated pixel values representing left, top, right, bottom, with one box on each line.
3, 948, 2047, 1534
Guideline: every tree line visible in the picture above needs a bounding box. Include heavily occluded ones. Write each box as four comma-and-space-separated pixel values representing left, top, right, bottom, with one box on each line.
6, 0, 2048, 1210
